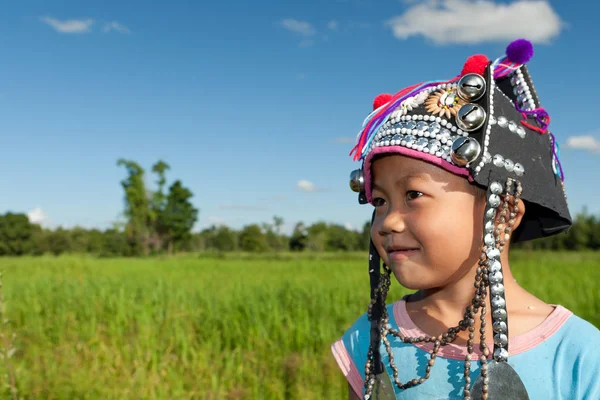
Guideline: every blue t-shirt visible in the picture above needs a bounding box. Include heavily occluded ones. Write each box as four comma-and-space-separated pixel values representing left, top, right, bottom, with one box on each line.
332, 299, 600, 399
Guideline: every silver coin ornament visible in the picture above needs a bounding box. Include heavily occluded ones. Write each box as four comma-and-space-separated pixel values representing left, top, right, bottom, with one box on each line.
456, 103, 487, 132
451, 137, 481, 166
350, 169, 364, 193
372, 371, 396, 400
471, 360, 530, 400
457, 73, 487, 102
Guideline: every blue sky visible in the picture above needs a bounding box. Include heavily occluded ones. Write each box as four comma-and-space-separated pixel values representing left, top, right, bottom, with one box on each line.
1, 0, 599, 234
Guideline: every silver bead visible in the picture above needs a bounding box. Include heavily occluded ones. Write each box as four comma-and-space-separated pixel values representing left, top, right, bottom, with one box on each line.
491, 295, 506, 309
482, 151, 492, 164
494, 333, 508, 347
493, 154, 505, 167
486, 208, 497, 219
491, 283, 505, 296
508, 121, 517, 132
516, 126, 526, 138
493, 308, 507, 322
456, 104, 487, 132
494, 348, 509, 362
488, 194, 501, 208
489, 115, 497, 125
405, 121, 416, 130
504, 159, 514, 173
490, 181, 503, 195
487, 247, 501, 260
484, 234, 495, 246
416, 137, 428, 147
485, 220, 495, 233
417, 121, 429, 132
349, 169, 364, 193
493, 321, 507, 334
456, 73, 487, 102
489, 260, 502, 273
497, 116, 508, 128
428, 122, 441, 135
489, 271, 503, 285
514, 163, 524, 177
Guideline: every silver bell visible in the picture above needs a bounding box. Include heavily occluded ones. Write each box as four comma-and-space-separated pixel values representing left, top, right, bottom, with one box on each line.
456, 103, 487, 132
457, 73, 487, 102
451, 137, 481, 166
349, 169, 364, 193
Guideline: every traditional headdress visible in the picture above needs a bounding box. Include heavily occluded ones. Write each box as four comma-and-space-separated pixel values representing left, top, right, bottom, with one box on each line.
348, 39, 571, 399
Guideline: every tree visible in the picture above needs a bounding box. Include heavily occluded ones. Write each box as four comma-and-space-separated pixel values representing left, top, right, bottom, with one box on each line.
149, 160, 171, 252
158, 180, 199, 254
238, 224, 268, 252
289, 222, 308, 251
117, 159, 152, 256
325, 224, 358, 251
0, 213, 38, 256
212, 226, 237, 252
262, 216, 286, 251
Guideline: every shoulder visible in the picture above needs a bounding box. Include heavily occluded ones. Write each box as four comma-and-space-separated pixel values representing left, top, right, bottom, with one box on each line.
551, 308, 600, 399
331, 304, 396, 398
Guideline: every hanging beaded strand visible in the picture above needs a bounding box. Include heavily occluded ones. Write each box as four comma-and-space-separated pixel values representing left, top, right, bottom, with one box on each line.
362, 179, 523, 400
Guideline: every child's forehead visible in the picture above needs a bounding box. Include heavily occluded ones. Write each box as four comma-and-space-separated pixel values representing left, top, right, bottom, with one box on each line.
371, 154, 455, 183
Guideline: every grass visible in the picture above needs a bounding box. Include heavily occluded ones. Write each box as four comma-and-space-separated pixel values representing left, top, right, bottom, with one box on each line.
0, 251, 598, 399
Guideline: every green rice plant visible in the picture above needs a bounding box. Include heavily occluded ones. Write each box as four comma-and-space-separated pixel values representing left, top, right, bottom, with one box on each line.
0, 251, 597, 399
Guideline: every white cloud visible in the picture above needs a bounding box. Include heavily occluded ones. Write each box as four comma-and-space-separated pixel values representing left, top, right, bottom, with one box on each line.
328, 20, 339, 30
280, 19, 316, 37
344, 222, 355, 231
385, 0, 564, 45
27, 207, 49, 225
297, 180, 317, 192
40, 16, 94, 34
564, 136, 600, 154
103, 21, 130, 34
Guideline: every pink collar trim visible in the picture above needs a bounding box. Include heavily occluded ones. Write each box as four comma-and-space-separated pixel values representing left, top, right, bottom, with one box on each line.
392, 299, 572, 360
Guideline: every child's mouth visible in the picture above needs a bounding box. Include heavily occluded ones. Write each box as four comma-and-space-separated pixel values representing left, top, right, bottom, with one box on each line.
388, 248, 419, 261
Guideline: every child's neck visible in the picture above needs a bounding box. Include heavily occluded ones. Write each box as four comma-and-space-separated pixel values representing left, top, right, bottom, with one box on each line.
407, 252, 518, 324
404, 251, 554, 342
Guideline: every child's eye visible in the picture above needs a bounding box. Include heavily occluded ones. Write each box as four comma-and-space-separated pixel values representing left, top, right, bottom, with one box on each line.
406, 191, 423, 201
373, 197, 386, 207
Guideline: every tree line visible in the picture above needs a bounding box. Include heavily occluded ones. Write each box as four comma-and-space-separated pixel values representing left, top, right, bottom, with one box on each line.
0, 157, 599, 256
1, 211, 600, 257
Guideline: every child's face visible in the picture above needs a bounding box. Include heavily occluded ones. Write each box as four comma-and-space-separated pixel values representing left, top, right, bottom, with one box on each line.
370, 154, 486, 290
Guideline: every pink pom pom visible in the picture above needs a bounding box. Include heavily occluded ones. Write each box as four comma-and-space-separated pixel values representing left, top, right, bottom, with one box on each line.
461, 54, 490, 76
373, 93, 393, 110
506, 39, 534, 64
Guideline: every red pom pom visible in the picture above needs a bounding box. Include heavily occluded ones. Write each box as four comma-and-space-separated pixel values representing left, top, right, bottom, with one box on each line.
373, 93, 393, 110
461, 54, 490, 76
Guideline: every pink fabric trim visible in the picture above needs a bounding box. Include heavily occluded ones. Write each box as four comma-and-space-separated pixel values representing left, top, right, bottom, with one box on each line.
331, 339, 364, 399
363, 146, 474, 204
392, 299, 573, 360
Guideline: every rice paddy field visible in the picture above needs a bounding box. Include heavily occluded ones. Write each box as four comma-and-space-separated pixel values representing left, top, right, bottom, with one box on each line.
0, 251, 598, 399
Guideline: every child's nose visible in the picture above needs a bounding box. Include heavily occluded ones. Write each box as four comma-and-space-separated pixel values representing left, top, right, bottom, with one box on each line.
379, 209, 407, 235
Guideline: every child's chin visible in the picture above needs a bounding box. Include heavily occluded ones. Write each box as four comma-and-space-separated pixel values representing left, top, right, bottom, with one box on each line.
391, 269, 437, 291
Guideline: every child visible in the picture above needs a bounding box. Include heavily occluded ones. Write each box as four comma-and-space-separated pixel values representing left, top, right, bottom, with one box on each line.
331, 39, 600, 400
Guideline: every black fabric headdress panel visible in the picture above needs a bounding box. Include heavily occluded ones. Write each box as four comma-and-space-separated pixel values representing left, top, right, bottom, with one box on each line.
472, 64, 572, 241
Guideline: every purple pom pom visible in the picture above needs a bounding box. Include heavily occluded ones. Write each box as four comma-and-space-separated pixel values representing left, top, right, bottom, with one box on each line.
506, 39, 534, 64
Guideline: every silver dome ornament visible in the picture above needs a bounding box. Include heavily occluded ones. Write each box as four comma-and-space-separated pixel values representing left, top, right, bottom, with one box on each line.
349, 169, 364, 193
457, 73, 487, 102
450, 136, 481, 166
456, 103, 487, 132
